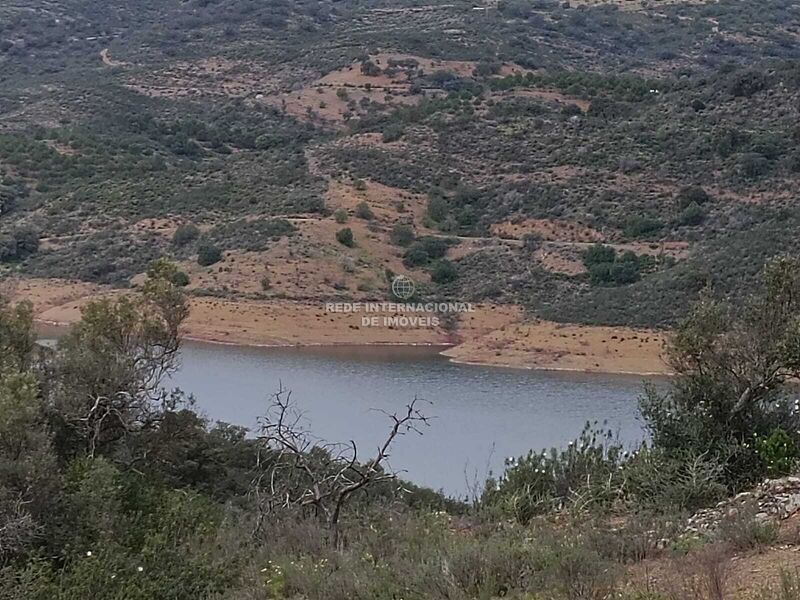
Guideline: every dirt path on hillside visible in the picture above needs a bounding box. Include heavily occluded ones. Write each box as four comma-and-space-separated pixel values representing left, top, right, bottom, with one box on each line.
100, 48, 127, 67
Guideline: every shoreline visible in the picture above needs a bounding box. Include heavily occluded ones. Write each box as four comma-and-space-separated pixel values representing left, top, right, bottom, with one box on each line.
20, 279, 671, 376
35, 316, 671, 377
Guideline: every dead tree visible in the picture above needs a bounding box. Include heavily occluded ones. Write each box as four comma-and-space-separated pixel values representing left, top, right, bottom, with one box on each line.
251, 384, 429, 546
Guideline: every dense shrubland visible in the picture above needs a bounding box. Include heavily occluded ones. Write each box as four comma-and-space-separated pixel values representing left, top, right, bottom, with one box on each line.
3, 257, 800, 597
2, 0, 800, 330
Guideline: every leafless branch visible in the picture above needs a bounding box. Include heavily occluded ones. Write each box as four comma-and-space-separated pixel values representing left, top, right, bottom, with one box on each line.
250, 387, 429, 547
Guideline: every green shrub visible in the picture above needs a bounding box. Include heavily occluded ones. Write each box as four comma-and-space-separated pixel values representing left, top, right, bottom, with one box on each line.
0, 228, 40, 263
354, 201, 374, 220
584, 244, 616, 267
739, 152, 770, 179
677, 186, 710, 209
522, 233, 542, 253
334, 208, 348, 224
716, 502, 778, 550
172, 223, 200, 246
172, 271, 190, 287
402, 244, 429, 267
197, 244, 222, 266
336, 228, 354, 247
418, 236, 451, 259
623, 216, 663, 239
426, 195, 449, 224
755, 429, 799, 477
390, 223, 415, 247
485, 425, 626, 522
430, 259, 458, 284
678, 202, 706, 227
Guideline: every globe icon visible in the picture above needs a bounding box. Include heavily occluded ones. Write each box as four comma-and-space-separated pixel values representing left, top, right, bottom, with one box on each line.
391, 275, 416, 300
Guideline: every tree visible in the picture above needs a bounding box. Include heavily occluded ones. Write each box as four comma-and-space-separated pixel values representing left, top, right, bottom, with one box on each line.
51, 263, 189, 459
148, 258, 189, 287
0, 299, 57, 564
640, 257, 800, 487
336, 228, 355, 248
0, 299, 36, 372
251, 386, 428, 546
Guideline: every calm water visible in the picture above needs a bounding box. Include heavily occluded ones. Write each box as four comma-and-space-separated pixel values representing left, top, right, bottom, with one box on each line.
168, 342, 655, 497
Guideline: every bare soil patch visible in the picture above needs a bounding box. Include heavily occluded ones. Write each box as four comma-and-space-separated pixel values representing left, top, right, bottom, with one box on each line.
443, 319, 669, 375
491, 219, 605, 243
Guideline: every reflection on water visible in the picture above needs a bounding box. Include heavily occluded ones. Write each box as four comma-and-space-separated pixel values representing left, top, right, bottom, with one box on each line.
169, 342, 658, 497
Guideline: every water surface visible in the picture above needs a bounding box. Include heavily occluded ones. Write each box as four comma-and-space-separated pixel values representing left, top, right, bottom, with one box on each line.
170, 342, 654, 496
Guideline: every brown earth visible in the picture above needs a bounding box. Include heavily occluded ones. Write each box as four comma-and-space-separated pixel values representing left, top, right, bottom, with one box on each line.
261, 52, 532, 126
9, 277, 669, 375
624, 514, 800, 599
442, 319, 669, 375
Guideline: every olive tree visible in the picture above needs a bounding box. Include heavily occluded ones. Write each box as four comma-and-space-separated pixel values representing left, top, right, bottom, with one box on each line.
50, 261, 190, 459
641, 256, 800, 487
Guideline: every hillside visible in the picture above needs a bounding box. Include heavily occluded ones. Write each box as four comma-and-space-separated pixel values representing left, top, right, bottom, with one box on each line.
2, 0, 800, 364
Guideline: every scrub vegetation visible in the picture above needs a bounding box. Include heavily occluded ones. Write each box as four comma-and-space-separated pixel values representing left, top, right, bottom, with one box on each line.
3, 257, 800, 598
1, 0, 799, 328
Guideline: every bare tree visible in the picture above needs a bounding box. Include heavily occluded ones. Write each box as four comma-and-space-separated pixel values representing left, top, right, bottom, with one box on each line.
251, 384, 429, 546
0, 492, 37, 565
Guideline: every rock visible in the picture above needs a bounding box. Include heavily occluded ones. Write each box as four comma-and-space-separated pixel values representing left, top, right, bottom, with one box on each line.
685, 475, 800, 536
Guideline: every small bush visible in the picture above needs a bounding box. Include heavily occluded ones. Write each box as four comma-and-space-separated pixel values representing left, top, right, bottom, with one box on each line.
678, 202, 706, 227
403, 244, 429, 267
624, 216, 663, 239
172, 223, 200, 246
336, 228, 355, 247
755, 429, 799, 477
418, 236, 451, 259
197, 244, 222, 266
716, 502, 778, 551
677, 186, 711, 209
334, 208, 348, 224
172, 271, 190, 287
584, 244, 616, 267
390, 223, 415, 247
430, 259, 458, 284
354, 202, 374, 220
522, 233, 542, 253
0, 228, 40, 263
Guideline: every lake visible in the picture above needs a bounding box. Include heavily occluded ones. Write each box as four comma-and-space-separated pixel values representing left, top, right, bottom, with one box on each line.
169, 341, 656, 497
